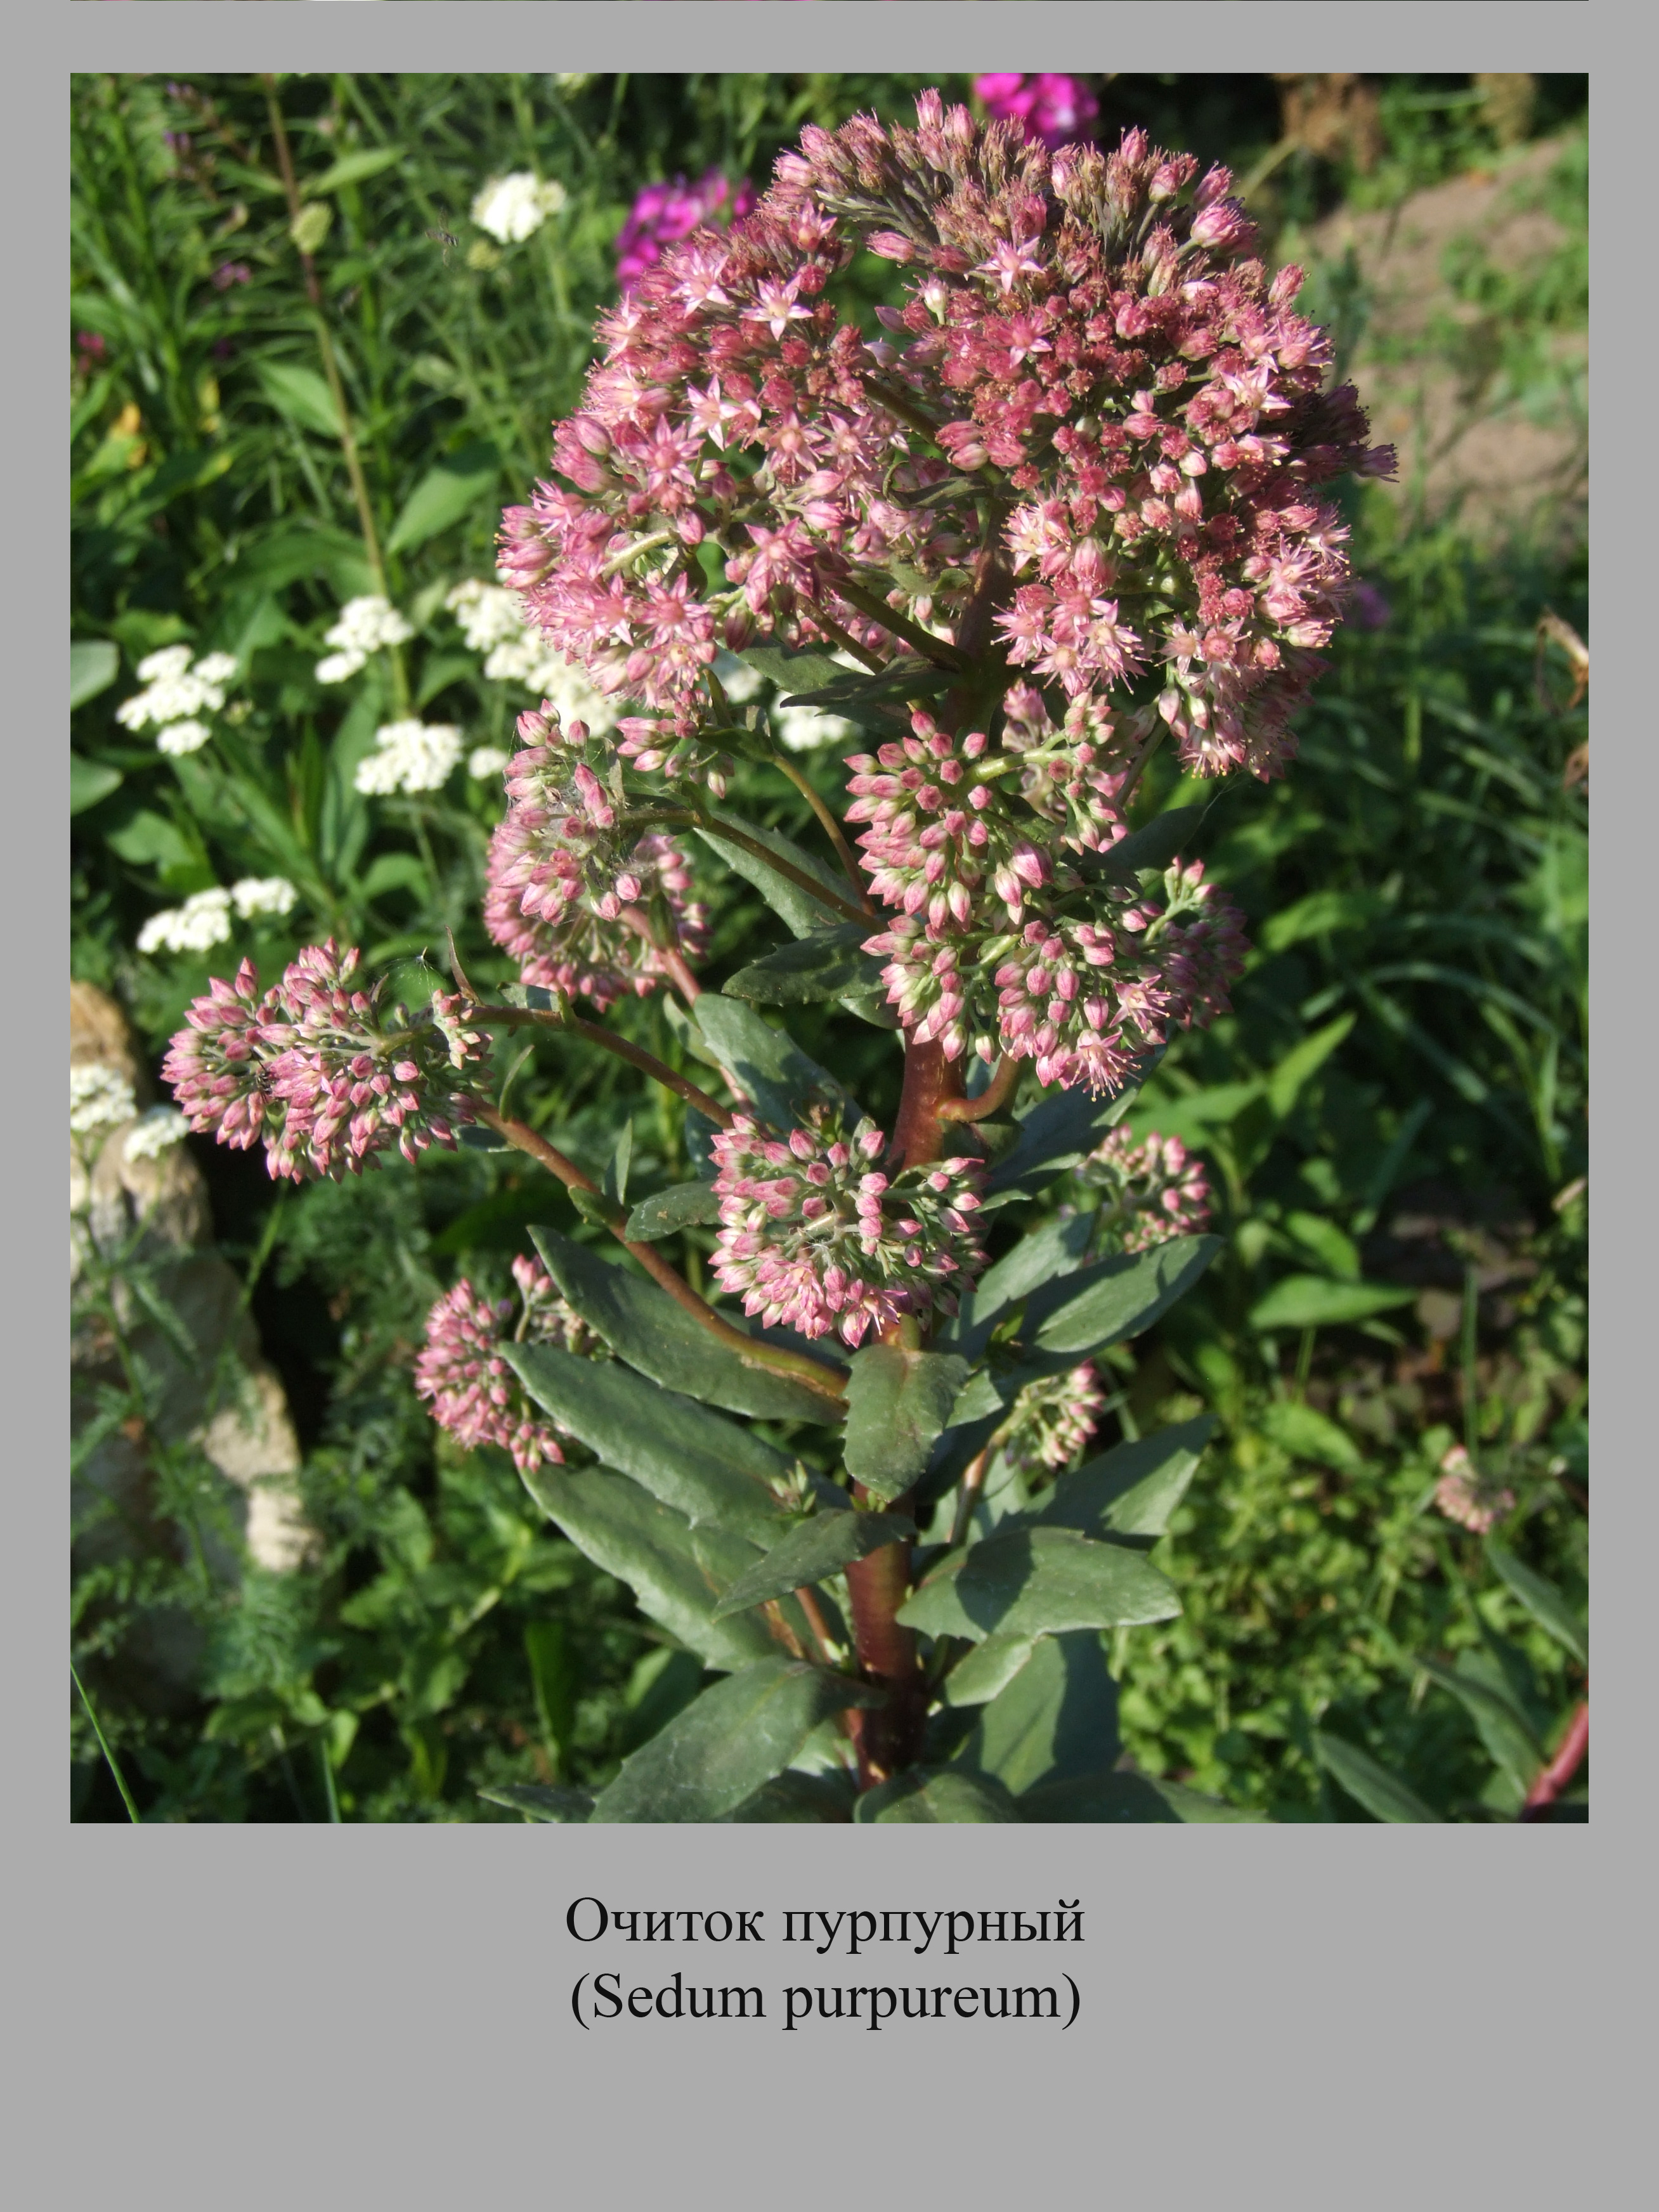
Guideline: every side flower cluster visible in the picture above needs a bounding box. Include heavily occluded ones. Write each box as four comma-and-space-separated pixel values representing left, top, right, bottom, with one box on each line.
415, 1255, 599, 1473
999, 1362, 1107, 1479
709, 1109, 986, 1346
482, 701, 708, 1008
161, 940, 486, 1181
1076, 1122, 1212, 1249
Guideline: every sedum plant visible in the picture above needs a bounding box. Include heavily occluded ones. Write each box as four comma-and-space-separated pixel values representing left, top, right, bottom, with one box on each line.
161, 94, 1390, 1824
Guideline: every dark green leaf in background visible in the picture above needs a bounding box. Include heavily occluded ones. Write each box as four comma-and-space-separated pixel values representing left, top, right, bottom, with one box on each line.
723, 921, 883, 1007
1248, 1275, 1416, 1332
1484, 1540, 1587, 1667
385, 442, 500, 556
953, 1631, 1121, 1797
622, 1181, 722, 1241
70, 640, 120, 710
1031, 1417, 1216, 1540
1029, 1233, 1223, 1356
1313, 1732, 1443, 1823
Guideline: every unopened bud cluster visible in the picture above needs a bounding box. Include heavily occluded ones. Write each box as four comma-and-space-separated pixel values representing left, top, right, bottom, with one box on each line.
710, 1107, 986, 1346
162, 940, 485, 1181
415, 1255, 602, 1473
483, 701, 709, 1006
1076, 1123, 1212, 1249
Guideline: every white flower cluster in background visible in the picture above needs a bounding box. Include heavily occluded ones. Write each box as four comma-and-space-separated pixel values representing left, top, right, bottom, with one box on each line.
115, 645, 240, 757
354, 720, 463, 796
471, 172, 568, 245
70, 1065, 138, 1136
136, 877, 299, 956
467, 746, 511, 781
315, 595, 414, 685
708, 648, 861, 751
446, 578, 617, 733
124, 1107, 189, 1161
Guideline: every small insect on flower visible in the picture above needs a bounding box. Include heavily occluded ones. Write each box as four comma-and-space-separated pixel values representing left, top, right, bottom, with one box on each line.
425, 221, 460, 266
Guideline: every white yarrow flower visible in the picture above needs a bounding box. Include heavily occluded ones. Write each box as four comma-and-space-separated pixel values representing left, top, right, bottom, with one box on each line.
471, 172, 568, 246
315, 649, 368, 686
468, 745, 510, 781
156, 718, 212, 757
136, 887, 235, 956
772, 703, 859, 753
231, 876, 299, 920
116, 647, 233, 731
124, 1107, 189, 1162
446, 578, 527, 654
354, 720, 464, 796
70, 1065, 138, 1135
712, 650, 764, 705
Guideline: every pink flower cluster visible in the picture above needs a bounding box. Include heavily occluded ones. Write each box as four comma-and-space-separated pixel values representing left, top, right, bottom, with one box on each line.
872, 854, 1247, 1096
615, 169, 756, 294
1076, 1123, 1213, 1249
1433, 1443, 1514, 1536
504, 92, 1389, 784
709, 1108, 986, 1346
974, 74, 1100, 152
482, 701, 708, 1007
415, 1255, 600, 1473
162, 942, 484, 1181
1001, 1362, 1107, 1479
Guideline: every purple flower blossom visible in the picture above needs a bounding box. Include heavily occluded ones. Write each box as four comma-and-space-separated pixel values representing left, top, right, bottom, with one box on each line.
709, 1107, 986, 1346
1350, 579, 1393, 631
161, 942, 486, 1181
211, 261, 252, 292
615, 169, 756, 294
415, 1256, 601, 1473
975, 74, 1100, 152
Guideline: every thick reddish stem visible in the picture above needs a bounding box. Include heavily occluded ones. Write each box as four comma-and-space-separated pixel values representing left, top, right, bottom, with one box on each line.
843, 1497, 923, 1789
1520, 1695, 1589, 1821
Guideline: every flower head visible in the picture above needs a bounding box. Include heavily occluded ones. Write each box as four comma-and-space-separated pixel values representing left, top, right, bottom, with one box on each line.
710, 1105, 986, 1346
975, 73, 1100, 152
354, 721, 464, 796
116, 646, 237, 737
615, 169, 756, 294
416, 1255, 599, 1471
1076, 1122, 1211, 1249
70, 1065, 137, 1136
1433, 1443, 1515, 1536
1000, 1362, 1106, 1478
472, 172, 568, 247
315, 596, 413, 684
161, 942, 485, 1181
124, 1107, 189, 1161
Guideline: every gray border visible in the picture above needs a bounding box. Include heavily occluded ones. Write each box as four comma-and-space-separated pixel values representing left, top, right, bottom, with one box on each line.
42, 13, 1625, 2199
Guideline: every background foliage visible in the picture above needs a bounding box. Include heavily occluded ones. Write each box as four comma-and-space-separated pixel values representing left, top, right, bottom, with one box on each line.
71, 71, 1587, 1821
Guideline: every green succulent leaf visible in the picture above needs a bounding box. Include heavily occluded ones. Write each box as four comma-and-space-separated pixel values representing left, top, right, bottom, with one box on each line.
1027, 1233, 1223, 1356
505, 1338, 793, 1544
733, 644, 846, 698
941, 1632, 1039, 1708
720, 1769, 859, 1823
897, 1527, 1181, 1643
519, 1464, 779, 1670
1029, 1417, 1216, 1540
692, 994, 854, 1133
696, 810, 849, 938
710, 1509, 915, 1620
953, 1630, 1121, 1796
479, 1782, 595, 1824
842, 1345, 971, 1502
622, 1181, 722, 1240
530, 1226, 835, 1424
1415, 1655, 1546, 1795
1313, 1732, 1443, 1822
723, 921, 883, 1006
592, 1658, 879, 1823
1021, 1771, 1269, 1822
853, 1766, 1023, 1822
981, 1077, 1150, 1208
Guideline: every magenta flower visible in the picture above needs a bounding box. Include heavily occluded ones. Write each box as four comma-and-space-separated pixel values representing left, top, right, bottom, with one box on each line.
709, 1108, 987, 1347
1076, 1123, 1212, 1249
415, 1256, 601, 1473
974, 74, 1100, 152
615, 169, 756, 294
162, 942, 486, 1182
